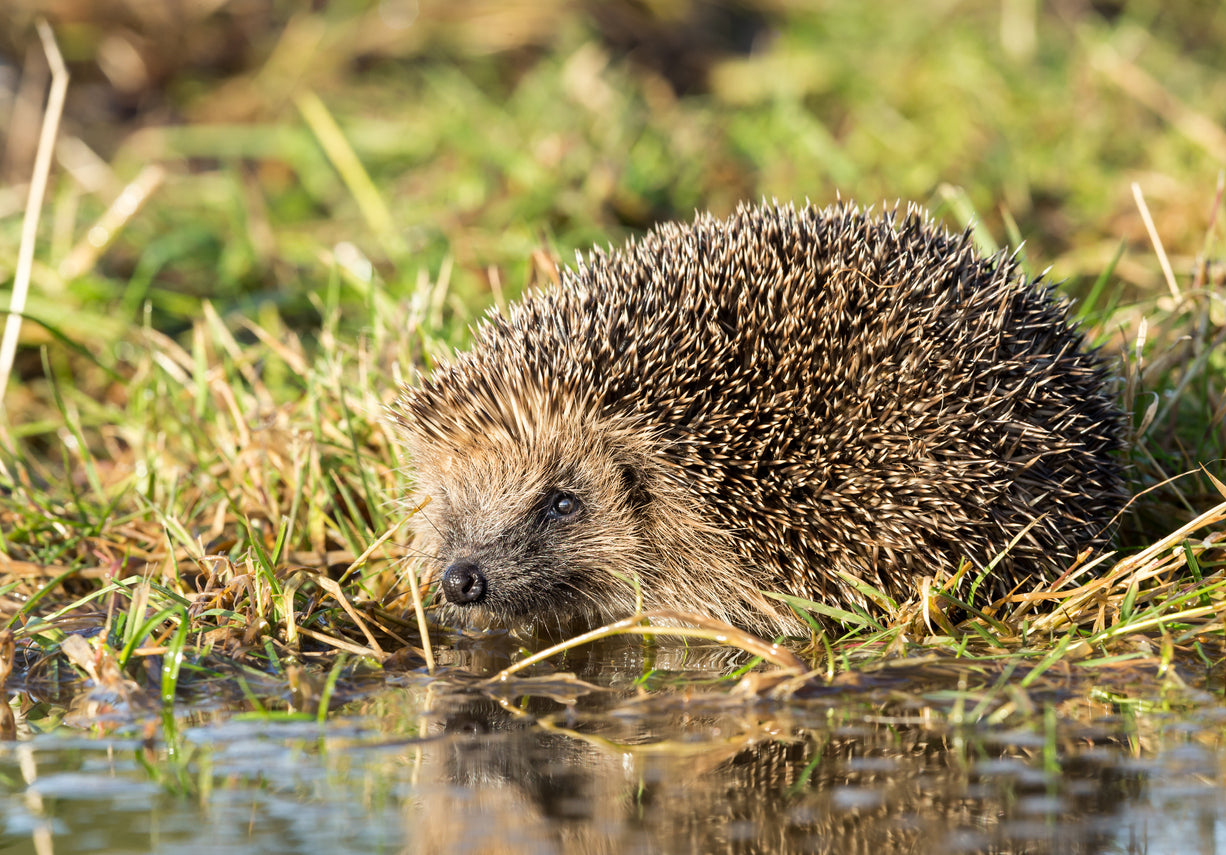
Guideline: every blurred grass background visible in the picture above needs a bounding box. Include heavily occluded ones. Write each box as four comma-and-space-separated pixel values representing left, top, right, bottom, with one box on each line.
2, 0, 1222, 337
0, 0, 1223, 641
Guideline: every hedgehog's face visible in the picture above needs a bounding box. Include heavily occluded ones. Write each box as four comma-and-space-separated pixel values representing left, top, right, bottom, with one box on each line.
406, 424, 657, 632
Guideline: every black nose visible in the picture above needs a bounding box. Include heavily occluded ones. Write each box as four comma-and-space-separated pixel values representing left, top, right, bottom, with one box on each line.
441, 559, 487, 605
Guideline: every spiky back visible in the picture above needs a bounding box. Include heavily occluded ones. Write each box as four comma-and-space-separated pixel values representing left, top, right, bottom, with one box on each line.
401, 201, 1124, 610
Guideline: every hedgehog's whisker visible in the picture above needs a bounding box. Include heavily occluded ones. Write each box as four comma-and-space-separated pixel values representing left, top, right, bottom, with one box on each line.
393, 538, 440, 564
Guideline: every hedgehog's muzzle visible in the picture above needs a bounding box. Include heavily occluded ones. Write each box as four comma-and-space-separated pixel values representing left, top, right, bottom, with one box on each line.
441, 559, 488, 606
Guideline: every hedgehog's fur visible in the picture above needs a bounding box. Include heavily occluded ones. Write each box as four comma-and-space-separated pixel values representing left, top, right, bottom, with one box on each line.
393, 201, 1126, 636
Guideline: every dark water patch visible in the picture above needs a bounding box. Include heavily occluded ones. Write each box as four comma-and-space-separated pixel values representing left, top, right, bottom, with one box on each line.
1, 638, 1225, 853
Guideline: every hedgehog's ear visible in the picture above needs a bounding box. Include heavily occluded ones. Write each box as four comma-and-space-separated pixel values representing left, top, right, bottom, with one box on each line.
602, 422, 660, 513
618, 463, 651, 513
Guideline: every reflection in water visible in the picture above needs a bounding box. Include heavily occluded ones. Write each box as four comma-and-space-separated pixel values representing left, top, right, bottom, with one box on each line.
408, 686, 1154, 854
0, 639, 1223, 854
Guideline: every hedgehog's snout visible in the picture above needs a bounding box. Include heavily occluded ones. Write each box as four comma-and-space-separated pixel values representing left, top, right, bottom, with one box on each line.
442, 559, 487, 606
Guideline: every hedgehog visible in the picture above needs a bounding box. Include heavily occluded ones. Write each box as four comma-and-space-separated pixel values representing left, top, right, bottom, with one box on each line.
392, 201, 1125, 636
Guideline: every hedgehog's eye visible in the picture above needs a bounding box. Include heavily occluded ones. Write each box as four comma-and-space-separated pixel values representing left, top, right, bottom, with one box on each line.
545, 490, 582, 522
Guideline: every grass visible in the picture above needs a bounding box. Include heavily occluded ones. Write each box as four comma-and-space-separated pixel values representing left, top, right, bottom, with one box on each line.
0, 0, 1224, 725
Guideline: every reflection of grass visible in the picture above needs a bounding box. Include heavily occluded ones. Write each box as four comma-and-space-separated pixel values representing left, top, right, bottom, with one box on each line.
0, 1, 1223, 722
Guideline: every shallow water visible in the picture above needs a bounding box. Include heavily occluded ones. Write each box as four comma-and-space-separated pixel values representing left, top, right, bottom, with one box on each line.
3, 636, 1225, 854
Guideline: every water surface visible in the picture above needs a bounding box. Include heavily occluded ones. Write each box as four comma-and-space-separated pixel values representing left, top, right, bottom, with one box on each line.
2, 636, 1224, 854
